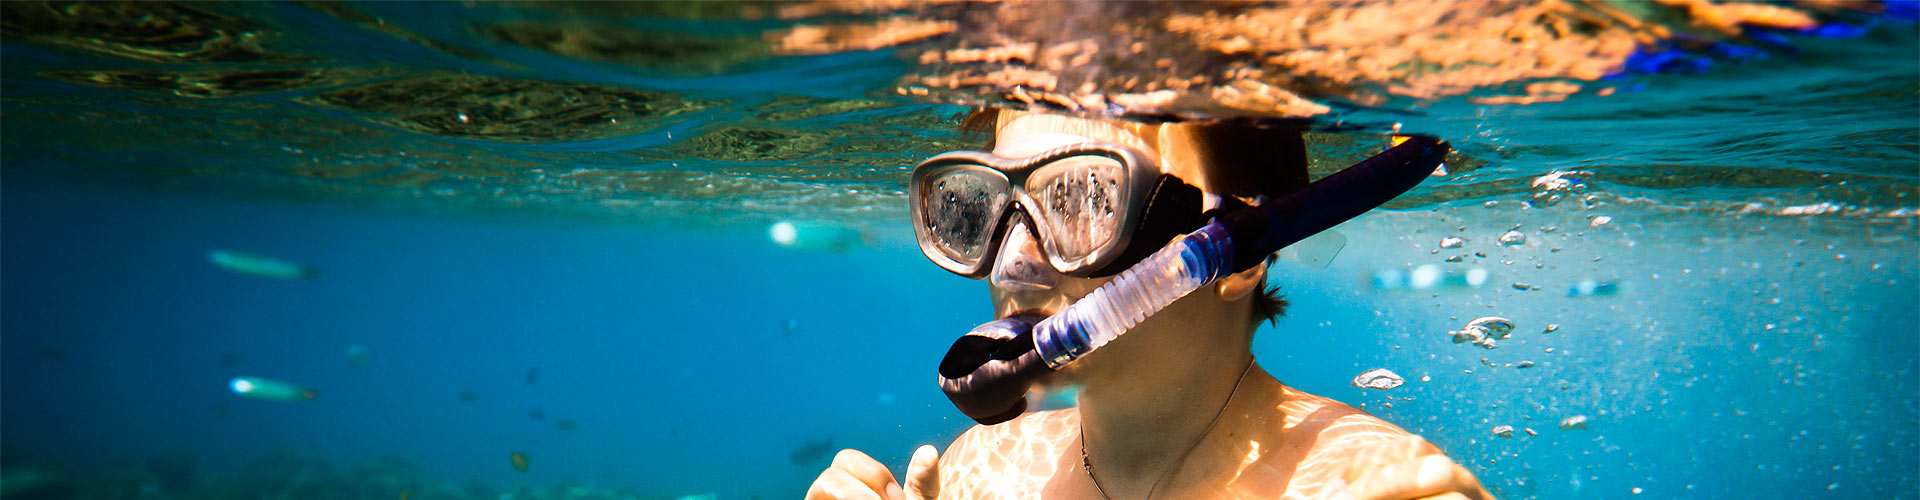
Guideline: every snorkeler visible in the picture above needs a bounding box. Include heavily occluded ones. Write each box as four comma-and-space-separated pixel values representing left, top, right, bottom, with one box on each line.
808, 109, 1489, 499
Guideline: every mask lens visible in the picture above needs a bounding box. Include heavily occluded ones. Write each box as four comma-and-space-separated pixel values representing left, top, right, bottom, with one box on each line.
1025, 155, 1126, 267
922, 168, 1010, 266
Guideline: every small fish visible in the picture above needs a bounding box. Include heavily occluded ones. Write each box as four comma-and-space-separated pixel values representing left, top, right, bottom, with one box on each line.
525, 367, 539, 385
509, 451, 529, 472
230, 376, 317, 402
528, 408, 545, 421
207, 250, 315, 280
457, 390, 478, 403
555, 419, 578, 431
789, 438, 835, 466
345, 344, 371, 366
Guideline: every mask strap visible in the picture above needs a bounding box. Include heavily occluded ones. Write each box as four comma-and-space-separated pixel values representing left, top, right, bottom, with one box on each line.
1085, 174, 1208, 277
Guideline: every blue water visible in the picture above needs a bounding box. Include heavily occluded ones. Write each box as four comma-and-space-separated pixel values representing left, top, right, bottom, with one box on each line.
2, 181, 982, 497
2, 2, 1917, 499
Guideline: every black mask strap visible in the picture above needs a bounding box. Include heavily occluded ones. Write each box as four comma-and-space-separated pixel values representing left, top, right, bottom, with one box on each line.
1085, 174, 1208, 277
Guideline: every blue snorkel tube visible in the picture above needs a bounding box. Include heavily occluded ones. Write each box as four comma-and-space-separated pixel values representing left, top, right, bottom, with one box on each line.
938, 136, 1450, 425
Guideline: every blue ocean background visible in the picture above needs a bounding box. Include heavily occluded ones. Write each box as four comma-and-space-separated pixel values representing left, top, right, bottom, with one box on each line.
2, 181, 982, 497
3, 2, 1917, 499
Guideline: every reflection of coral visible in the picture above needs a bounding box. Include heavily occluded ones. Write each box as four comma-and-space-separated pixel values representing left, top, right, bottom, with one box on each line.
1656, 0, 1817, 35
1471, 81, 1584, 105
479, 22, 769, 74
42, 68, 380, 99
1212, 79, 1333, 117
0, 1, 285, 62
301, 2, 508, 66
774, 0, 922, 20
299, 74, 716, 142
888, 0, 1835, 120
1169, 1, 1639, 101
769, 17, 957, 55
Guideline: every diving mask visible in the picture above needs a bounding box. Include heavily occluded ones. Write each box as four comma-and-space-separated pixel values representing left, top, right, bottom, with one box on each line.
909, 142, 1210, 279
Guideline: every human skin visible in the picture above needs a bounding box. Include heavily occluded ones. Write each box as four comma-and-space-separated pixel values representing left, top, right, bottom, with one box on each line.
807, 111, 1490, 500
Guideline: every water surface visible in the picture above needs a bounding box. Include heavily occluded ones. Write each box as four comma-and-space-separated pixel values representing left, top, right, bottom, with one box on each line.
2, 2, 1915, 499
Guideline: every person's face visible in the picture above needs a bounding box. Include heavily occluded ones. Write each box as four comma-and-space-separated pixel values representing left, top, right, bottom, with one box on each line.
983, 112, 1266, 377
982, 115, 1137, 322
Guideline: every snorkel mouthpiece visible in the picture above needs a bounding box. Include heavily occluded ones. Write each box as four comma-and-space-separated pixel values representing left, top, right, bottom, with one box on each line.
937, 314, 1050, 424
937, 135, 1449, 425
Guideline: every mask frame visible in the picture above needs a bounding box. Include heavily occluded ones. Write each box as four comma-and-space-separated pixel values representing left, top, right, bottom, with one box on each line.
909, 141, 1202, 278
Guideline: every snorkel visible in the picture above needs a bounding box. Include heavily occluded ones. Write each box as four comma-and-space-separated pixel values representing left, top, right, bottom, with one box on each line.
937, 135, 1450, 425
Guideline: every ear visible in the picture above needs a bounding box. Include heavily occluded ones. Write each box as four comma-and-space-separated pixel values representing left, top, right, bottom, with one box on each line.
1215, 256, 1270, 301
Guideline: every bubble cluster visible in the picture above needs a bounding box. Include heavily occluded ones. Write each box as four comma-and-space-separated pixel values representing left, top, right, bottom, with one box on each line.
1450, 316, 1516, 349
1498, 230, 1527, 247
1352, 368, 1406, 390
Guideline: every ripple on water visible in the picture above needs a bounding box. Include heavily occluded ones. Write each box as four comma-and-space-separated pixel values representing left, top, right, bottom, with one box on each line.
297, 74, 719, 142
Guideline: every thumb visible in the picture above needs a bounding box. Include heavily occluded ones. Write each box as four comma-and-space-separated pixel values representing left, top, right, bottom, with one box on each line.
904, 444, 941, 500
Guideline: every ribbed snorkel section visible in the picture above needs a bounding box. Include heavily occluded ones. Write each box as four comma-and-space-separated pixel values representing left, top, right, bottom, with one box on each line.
1030, 136, 1449, 370
1034, 222, 1233, 368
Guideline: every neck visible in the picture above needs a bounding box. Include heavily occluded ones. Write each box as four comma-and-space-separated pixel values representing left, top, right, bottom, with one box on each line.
1077, 344, 1255, 498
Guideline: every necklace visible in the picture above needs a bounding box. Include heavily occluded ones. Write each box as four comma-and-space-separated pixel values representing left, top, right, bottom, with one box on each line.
1080, 357, 1255, 500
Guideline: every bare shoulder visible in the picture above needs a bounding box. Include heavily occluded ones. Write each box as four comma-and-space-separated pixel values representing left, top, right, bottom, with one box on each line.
1259, 386, 1491, 500
936, 409, 1078, 499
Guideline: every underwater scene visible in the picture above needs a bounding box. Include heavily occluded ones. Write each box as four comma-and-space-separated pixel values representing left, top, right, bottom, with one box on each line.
1, 1, 1916, 499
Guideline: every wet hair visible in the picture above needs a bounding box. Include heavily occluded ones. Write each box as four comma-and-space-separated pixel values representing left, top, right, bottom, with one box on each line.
1252, 283, 1289, 326
964, 108, 1307, 327
1187, 121, 1308, 328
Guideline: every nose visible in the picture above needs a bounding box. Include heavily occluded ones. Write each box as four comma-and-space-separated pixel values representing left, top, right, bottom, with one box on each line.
989, 214, 1058, 293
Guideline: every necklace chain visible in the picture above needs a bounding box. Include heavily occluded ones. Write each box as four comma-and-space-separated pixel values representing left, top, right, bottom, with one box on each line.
1080, 358, 1255, 500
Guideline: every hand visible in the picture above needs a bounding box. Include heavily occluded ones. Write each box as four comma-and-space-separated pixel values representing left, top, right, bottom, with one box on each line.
805, 445, 941, 500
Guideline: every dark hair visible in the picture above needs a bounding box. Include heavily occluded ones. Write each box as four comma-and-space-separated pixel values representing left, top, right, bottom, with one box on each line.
1187, 121, 1305, 329
1251, 283, 1288, 326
